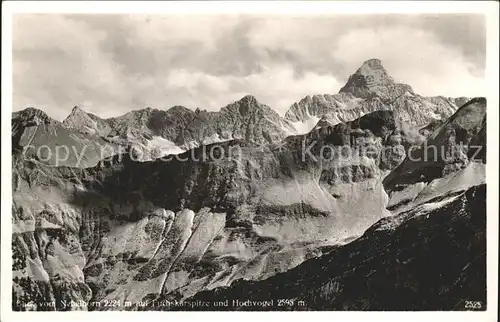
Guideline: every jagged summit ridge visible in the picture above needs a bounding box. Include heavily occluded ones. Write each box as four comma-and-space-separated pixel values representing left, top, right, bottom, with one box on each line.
52, 94, 297, 161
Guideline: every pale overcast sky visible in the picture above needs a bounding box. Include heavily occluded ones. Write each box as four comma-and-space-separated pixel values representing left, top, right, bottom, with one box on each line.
13, 14, 486, 120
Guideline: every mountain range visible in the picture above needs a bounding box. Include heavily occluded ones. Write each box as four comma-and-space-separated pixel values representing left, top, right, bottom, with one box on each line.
11, 59, 486, 311
14, 59, 469, 166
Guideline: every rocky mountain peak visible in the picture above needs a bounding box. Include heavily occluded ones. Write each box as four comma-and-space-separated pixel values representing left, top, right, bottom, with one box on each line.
240, 94, 258, 104
344, 58, 393, 86
64, 105, 98, 121
166, 105, 194, 116
221, 95, 272, 118
361, 58, 383, 67
64, 106, 93, 122
71, 105, 83, 113
234, 95, 263, 114
62, 105, 111, 136
357, 58, 386, 74
12, 107, 53, 127
339, 58, 414, 101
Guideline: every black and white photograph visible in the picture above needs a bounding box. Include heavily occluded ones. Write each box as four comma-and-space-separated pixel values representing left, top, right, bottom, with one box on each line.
1, 1, 498, 320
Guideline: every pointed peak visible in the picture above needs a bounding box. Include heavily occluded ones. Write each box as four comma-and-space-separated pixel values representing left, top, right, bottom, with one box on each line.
167, 105, 193, 115
222, 94, 277, 117
68, 106, 98, 119
237, 95, 267, 110
70, 105, 85, 114
226, 95, 259, 108
64, 106, 91, 123
339, 58, 413, 100
359, 58, 384, 70
65, 105, 107, 124
350, 58, 391, 81
239, 94, 258, 104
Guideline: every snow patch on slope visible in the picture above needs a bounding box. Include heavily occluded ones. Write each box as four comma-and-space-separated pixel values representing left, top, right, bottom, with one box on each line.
289, 116, 321, 135
146, 136, 185, 156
